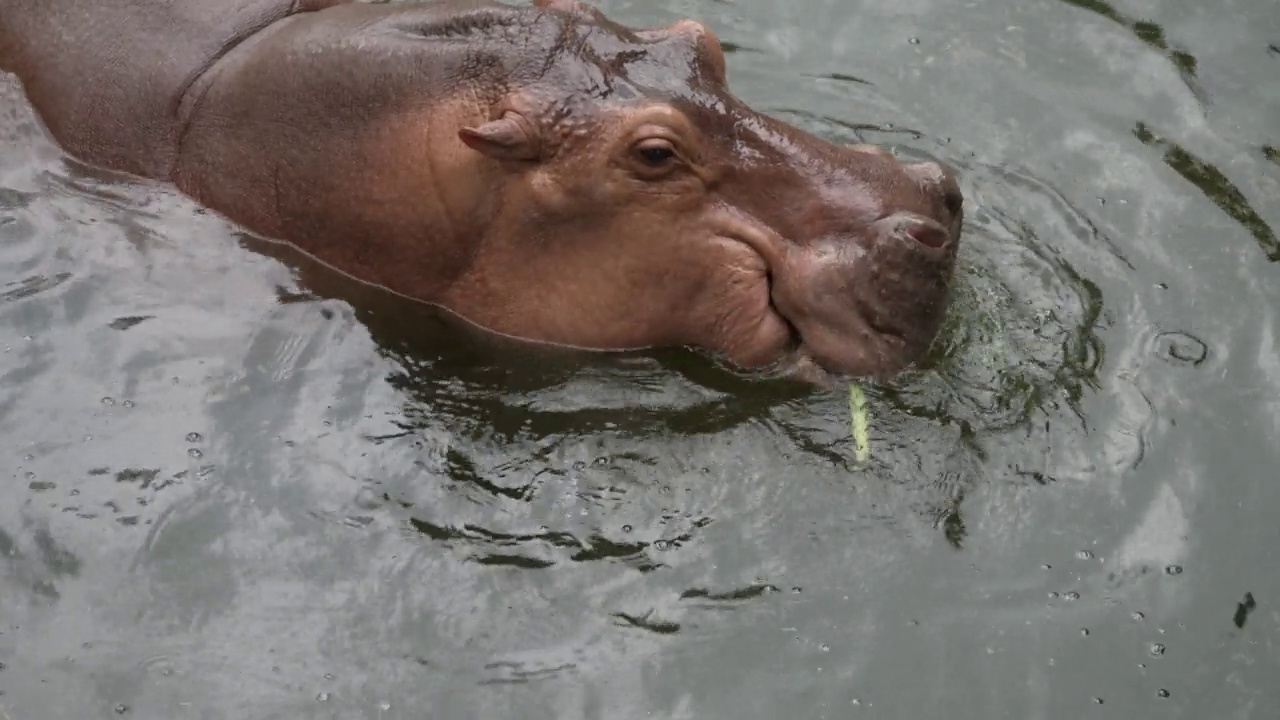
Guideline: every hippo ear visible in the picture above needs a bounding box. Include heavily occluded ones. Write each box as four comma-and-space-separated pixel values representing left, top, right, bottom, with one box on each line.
458, 112, 540, 162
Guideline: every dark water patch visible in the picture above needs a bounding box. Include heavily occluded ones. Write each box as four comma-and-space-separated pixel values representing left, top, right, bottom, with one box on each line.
717, 41, 759, 55
114, 468, 160, 487
473, 554, 555, 570
804, 72, 874, 87
612, 611, 680, 635
1232, 592, 1256, 629
680, 583, 779, 603
1133, 122, 1278, 261
1264, 145, 1279, 166
107, 316, 154, 331
1, 272, 71, 303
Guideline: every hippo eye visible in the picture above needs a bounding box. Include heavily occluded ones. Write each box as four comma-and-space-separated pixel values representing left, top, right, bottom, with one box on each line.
633, 138, 678, 170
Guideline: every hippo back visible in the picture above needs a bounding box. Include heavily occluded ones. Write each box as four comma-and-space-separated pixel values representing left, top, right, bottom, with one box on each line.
0, 0, 346, 179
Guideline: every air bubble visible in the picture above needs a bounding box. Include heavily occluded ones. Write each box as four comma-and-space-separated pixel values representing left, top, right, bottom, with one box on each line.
317, 692, 331, 702
1093, 698, 1104, 705
1132, 611, 1145, 621
1048, 591, 1060, 599
187, 448, 203, 459
821, 644, 830, 652
101, 397, 115, 406
114, 705, 128, 714
122, 400, 134, 408
1041, 564, 1052, 570
1077, 550, 1094, 560
185, 432, 202, 443
621, 525, 632, 533
1064, 591, 1080, 601
1157, 689, 1170, 698
907, 37, 921, 44
1080, 628, 1090, 637
1165, 565, 1183, 576
1149, 643, 1165, 657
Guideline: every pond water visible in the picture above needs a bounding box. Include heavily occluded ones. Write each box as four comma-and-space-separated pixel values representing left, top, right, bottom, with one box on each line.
2, 0, 1278, 718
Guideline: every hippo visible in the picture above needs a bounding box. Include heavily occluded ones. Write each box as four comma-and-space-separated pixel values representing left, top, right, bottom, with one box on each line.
0, 0, 962, 385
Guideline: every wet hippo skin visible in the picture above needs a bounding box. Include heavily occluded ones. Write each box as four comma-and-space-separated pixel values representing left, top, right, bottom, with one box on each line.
0, 0, 963, 386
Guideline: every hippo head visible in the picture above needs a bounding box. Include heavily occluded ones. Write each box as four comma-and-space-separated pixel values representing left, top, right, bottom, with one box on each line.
444, 0, 962, 386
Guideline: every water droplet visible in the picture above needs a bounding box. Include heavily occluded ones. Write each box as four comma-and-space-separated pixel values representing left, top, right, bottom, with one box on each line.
1138, 663, 1146, 669
1080, 628, 1090, 637
653, 540, 669, 551
792, 587, 803, 594
187, 448, 203, 459
1149, 643, 1165, 657
1077, 550, 1094, 560
593, 456, 608, 466
379, 703, 391, 711
907, 37, 921, 45
821, 644, 830, 652
122, 400, 134, 408
1132, 611, 1145, 621
1093, 697, 1104, 705
850, 699, 861, 706
22, 454, 33, 462
1165, 565, 1183, 576
70, 489, 80, 497
24, 471, 35, 480
114, 705, 128, 714
621, 525, 632, 533
101, 397, 115, 406
1157, 689, 1170, 698
316, 692, 331, 702
1065, 591, 1080, 601
185, 432, 202, 443
1048, 591, 1060, 599
324, 673, 334, 680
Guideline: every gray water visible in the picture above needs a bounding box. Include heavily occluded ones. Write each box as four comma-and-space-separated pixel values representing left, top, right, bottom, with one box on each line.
2, 0, 1278, 718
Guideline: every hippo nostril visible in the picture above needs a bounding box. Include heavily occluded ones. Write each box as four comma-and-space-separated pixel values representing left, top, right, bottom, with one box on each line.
904, 218, 950, 249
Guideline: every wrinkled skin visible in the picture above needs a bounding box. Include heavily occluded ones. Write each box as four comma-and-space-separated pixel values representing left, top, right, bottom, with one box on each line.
0, 0, 962, 385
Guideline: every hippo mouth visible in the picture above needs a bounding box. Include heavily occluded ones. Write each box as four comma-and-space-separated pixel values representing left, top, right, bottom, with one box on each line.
722, 210, 958, 388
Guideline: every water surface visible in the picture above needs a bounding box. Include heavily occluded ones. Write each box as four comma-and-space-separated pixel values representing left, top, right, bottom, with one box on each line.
2, 0, 1278, 718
